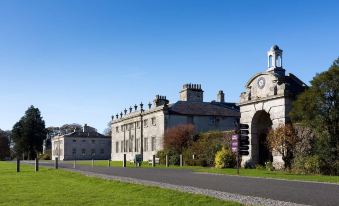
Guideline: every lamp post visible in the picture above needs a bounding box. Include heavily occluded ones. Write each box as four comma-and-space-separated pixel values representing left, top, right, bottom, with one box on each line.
140, 102, 144, 163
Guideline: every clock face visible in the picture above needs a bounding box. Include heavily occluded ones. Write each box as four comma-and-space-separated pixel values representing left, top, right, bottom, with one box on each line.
257, 77, 266, 89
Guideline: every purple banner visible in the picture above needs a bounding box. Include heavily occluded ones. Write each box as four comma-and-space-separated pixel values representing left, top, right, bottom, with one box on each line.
231, 147, 238, 152
232, 142, 238, 147
231, 134, 238, 141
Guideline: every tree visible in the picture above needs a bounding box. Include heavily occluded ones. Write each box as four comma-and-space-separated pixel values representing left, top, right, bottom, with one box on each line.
60, 123, 82, 134
163, 124, 196, 154
0, 129, 10, 160
11, 106, 47, 159
290, 58, 339, 175
267, 124, 299, 170
103, 120, 112, 137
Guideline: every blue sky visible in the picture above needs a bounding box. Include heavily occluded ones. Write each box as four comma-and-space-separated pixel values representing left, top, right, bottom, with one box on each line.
0, 0, 338, 132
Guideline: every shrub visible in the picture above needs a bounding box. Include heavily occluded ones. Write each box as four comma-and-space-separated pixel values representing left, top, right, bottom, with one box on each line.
156, 150, 180, 165
187, 131, 231, 167
39, 152, 51, 160
304, 155, 321, 174
244, 160, 256, 169
214, 147, 236, 169
292, 155, 321, 174
265, 161, 275, 171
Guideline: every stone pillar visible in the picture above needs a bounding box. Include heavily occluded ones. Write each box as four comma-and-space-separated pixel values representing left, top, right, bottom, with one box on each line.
180, 154, 183, 167
123, 154, 126, 167
35, 158, 39, 172
92, 159, 94, 168
55, 157, 58, 169
108, 159, 111, 167
152, 155, 155, 167
73, 159, 76, 169
16, 159, 20, 172
165, 155, 169, 167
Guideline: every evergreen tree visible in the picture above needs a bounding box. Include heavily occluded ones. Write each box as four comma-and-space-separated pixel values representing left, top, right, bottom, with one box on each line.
11, 106, 47, 159
290, 58, 339, 175
0, 129, 10, 160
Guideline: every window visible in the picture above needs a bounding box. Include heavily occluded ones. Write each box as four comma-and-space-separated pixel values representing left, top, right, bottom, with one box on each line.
144, 138, 148, 152
136, 138, 140, 152
144, 119, 148, 127
130, 123, 134, 130
73, 139, 76, 143
136, 121, 140, 129
116, 127, 119, 133
151, 117, 156, 126
121, 125, 124, 132
209, 116, 216, 125
100, 148, 104, 154
120, 141, 123, 152
276, 55, 282, 67
72, 148, 76, 155
116, 142, 119, 153
129, 138, 133, 152
125, 140, 128, 152
91, 140, 95, 143
151, 137, 156, 151
269, 55, 273, 67
91, 149, 95, 156
82, 149, 86, 155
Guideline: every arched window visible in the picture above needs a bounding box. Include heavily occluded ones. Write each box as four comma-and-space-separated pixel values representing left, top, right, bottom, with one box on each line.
269, 55, 273, 67
276, 55, 282, 67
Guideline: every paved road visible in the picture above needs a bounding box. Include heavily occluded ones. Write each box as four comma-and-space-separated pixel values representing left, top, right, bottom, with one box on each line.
30, 161, 339, 206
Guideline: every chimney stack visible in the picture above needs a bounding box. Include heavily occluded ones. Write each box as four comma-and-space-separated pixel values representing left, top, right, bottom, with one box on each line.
153, 95, 169, 107
217, 90, 225, 103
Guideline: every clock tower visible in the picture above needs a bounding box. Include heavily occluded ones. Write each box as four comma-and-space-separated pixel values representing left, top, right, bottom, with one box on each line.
239, 45, 307, 169
267, 45, 285, 76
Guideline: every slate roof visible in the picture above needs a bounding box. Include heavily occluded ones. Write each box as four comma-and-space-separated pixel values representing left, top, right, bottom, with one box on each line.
63, 131, 109, 138
284, 73, 308, 96
168, 101, 240, 117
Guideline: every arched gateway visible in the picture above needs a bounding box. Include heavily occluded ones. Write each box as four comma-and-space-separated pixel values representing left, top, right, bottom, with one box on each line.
239, 45, 307, 168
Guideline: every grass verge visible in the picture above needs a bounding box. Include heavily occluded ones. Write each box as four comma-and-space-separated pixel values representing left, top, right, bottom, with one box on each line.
0, 161, 241, 206
194, 168, 339, 184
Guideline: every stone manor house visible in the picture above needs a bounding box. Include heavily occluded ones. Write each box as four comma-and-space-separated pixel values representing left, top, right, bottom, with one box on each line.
51, 124, 111, 160
110, 86, 240, 161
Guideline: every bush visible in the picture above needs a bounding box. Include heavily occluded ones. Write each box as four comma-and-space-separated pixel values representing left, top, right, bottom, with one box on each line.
304, 155, 321, 174
265, 161, 275, 171
187, 131, 230, 167
39, 152, 51, 160
182, 148, 208, 166
292, 155, 321, 174
159, 130, 235, 167
214, 147, 236, 169
156, 150, 180, 165
244, 160, 256, 169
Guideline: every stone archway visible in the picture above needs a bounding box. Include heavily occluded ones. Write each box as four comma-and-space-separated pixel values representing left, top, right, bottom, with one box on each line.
251, 110, 272, 165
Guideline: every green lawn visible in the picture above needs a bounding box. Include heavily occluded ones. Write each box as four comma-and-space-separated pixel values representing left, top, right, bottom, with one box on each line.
194, 168, 339, 184
0, 161, 241, 206
59, 160, 339, 184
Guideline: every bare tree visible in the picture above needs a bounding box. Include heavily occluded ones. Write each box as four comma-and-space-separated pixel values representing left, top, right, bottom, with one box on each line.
267, 124, 300, 169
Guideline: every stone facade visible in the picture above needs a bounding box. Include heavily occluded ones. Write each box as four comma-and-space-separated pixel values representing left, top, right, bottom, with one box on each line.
51, 124, 111, 160
239, 45, 307, 168
111, 84, 240, 162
